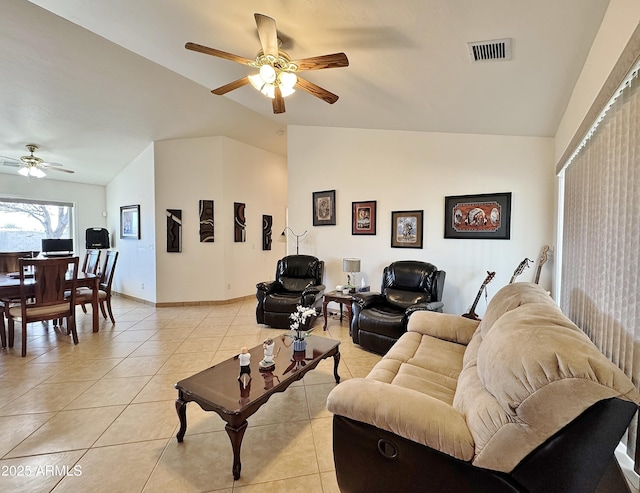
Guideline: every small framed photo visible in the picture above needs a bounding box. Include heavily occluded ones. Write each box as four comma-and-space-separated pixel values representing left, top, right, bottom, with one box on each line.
391, 210, 423, 248
352, 200, 377, 235
444, 192, 511, 239
313, 190, 336, 226
120, 204, 141, 239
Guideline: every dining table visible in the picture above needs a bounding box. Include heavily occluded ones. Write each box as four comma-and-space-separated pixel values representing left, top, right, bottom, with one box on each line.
0, 270, 101, 332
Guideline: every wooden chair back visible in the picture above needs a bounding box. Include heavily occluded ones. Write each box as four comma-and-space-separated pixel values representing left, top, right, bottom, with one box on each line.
82, 249, 101, 275
100, 250, 119, 293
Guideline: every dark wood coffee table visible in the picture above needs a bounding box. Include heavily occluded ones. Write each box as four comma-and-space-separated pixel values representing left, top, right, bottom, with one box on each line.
174, 334, 340, 480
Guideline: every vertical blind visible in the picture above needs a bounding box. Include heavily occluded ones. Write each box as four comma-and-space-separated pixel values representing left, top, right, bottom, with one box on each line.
561, 70, 640, 464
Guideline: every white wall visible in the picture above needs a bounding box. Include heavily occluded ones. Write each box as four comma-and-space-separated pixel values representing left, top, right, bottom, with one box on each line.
0, 173, 106, 256
287, 126, 555, 317
106, 143, 157, 302
555, 0, 640, 163
153, 136, 287, 303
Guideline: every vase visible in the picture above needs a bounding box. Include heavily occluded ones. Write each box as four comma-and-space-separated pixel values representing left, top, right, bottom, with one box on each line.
293, 339, 307, 352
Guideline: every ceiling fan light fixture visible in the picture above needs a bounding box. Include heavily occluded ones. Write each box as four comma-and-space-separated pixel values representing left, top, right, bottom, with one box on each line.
31, 167, 46, 178
259, 64, 276, 83
279, 71, 297, 89
17, 167, 30, 177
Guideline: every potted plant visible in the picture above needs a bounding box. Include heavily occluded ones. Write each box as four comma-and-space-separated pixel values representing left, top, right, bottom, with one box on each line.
287, 305, 316, 351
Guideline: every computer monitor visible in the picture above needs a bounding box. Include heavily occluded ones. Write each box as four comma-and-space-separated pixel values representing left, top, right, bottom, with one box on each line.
41, 238, 74, 257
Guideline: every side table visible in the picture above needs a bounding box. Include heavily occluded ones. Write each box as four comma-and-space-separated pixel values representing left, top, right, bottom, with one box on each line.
322, 290, 354, 330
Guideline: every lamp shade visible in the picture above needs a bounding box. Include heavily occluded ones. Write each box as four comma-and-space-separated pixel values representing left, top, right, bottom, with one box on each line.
343, 258, 361, 273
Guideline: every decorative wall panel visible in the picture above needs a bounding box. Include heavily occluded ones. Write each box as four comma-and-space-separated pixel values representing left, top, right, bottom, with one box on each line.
234, 202, 246, 242
166, 209, 182, 252
199, 200, 214, 242
262, 214, 273, 250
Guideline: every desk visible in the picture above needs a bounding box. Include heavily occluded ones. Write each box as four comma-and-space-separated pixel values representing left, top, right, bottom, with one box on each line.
322, 290, 354, 329
0, 272, 100, 332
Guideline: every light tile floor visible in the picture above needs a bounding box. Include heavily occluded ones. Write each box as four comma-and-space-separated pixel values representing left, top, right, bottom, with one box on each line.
0, 296, 381, 493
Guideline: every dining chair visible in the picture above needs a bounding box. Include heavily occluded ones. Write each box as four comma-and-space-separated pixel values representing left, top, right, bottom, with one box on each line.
82, 249, 101, 275
74, 250, 119, 324
6, 256, 79, 357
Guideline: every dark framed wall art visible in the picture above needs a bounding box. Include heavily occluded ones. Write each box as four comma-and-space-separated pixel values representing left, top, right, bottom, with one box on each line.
120, 204, 140, 239
262, 214, 273, 250
166, 209, 182, 252
352, 200, 377, 235
234, 202, 246, 242
199, 199, 214, 242
444, 192, 512, 240
391, 210, 423, 248
312, 190, 336, 226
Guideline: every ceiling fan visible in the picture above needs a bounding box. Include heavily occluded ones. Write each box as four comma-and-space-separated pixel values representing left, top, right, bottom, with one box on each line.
0, 144, 75, 178
185, 13, 349, 114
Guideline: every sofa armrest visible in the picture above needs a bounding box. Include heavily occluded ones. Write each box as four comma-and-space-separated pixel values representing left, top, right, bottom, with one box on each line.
407, 310, 479, 345
327, 379, 474, 461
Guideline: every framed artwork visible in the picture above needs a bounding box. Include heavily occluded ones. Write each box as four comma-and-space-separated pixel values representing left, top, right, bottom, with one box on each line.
312, 190, 336, 226
199, 199, 214, 242
444, 192, 511, 240
234, 202, 246, 242
166, 209, 182, 253
352, 200, 377, 235
120, 204, 140, 239
391, 210, 423, 248
262, 214, 273, 250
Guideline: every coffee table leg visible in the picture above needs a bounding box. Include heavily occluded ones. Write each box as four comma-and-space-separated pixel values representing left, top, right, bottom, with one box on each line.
333, 351, 341, 383
225, 421, 248, 480
322, 298, 329, 330
175, 398, 187, 442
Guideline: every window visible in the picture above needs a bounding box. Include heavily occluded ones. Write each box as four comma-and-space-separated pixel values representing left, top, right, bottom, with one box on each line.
0, 198, 74, 252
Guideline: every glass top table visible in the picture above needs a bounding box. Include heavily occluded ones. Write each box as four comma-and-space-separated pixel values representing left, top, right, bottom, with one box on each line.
175, 333, 341, 480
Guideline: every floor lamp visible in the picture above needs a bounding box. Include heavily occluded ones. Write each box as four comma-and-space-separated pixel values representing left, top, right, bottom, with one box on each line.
281, 227, 307, 255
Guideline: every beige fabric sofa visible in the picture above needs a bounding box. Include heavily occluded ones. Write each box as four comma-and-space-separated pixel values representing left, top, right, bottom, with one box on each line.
327, 282, 640, 492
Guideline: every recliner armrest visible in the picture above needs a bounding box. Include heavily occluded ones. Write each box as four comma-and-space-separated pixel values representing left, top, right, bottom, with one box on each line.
302, 283, 325, 296
256, 280, 281, 295
406, 301, 444, 314
327, 378, 474, 462
352, 292, 385, 309
407, 310, 479, 345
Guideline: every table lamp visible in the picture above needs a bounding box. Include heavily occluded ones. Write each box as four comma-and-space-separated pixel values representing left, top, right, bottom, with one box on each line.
343, 258, 361, 293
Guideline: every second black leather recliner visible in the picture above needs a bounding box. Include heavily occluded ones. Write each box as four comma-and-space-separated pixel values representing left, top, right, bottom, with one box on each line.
351, 260, 445, 354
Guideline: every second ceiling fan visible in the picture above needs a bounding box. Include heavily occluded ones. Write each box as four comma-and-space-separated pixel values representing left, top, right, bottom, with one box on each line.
186, 13, 349, 114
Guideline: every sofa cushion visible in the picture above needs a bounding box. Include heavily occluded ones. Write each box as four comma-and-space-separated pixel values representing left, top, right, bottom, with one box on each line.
464, 302, 640, 472
477, 282, 553, 338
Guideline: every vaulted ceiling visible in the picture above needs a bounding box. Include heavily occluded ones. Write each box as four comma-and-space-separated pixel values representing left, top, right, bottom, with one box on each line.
0, 0, 610, 185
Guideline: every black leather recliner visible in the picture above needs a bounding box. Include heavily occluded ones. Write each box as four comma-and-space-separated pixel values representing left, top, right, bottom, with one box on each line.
256, 255, 325, 329
351, 260, 445, 354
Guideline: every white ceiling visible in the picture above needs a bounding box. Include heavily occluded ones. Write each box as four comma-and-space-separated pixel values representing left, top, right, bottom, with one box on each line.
0, 0, 610, 186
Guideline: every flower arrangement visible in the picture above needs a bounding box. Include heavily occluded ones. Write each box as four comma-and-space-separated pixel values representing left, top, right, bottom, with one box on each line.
288, 304, 316, 341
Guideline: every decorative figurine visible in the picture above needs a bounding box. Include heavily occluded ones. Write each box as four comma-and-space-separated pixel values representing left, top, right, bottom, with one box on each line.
237, 347, 251, 389
259, 338, 276, 370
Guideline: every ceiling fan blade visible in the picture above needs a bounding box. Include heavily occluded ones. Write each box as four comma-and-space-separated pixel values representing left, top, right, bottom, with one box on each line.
212, 77, 250, 95
185, 42, 253, 65
291, 53, 349, 71
46, 166, 74, 174
41, 162, 64, 168
296, 77, 339, 104
254, 13, 279, 58
0, 157, 21, 167
272, 87, 285, 114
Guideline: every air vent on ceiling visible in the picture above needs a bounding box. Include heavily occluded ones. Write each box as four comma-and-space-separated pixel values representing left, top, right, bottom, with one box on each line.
468, 38, 512, 62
